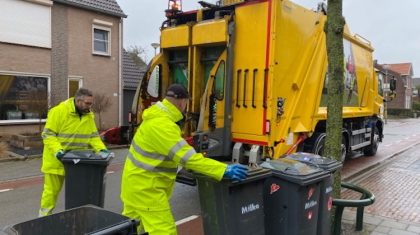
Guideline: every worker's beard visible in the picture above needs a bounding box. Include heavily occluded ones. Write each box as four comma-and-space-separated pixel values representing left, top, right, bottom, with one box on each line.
76, 105, 90, 115
80, 108, 90, 114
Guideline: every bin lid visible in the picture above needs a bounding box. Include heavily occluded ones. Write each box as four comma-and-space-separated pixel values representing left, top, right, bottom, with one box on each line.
285, 152, 342, 172
261, 158, 329, 185
2, 205, 138, 235
61, 150, 113, 165
196, 165, 271, 185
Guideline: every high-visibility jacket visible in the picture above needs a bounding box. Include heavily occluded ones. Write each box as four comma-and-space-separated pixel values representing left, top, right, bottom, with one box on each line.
41, 97, 106, 176
121, 99, 227, 211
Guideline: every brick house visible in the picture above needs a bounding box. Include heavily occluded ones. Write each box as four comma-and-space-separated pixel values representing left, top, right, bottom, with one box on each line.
376, 63, 414, 109
0, 0, 126, 135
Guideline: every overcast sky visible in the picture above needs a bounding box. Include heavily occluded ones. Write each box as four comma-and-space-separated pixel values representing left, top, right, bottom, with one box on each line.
116, 0, 420, 77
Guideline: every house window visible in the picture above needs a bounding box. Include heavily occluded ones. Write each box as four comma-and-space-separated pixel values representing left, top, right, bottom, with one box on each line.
68, 77, 82, 98
93, 26, 110, 55
0, 74, 49, 121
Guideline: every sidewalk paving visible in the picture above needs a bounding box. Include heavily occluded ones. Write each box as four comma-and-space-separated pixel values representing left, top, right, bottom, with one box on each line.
341, 209, 420, 235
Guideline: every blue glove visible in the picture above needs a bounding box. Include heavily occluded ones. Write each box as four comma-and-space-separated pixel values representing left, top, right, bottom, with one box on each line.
55, 150, 65, 159
223, 164, 248, 181
100, 149, 110, 153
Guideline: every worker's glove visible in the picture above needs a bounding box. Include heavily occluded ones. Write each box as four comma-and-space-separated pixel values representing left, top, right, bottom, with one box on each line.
223, 164, 248, 181
98, 149, 112, 159
55, 150, 65, 159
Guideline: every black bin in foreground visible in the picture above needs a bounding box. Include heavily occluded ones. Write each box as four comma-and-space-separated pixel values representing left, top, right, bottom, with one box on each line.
286, 152, 342, 235
196, 167, 271, 235
2, 205, 139, 235
261, 158, 330, 235
61, 150, 113, 209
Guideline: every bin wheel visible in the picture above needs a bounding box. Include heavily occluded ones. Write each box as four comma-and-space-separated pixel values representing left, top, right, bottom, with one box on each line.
312, 133, 347, 162
363, 125, 379, 156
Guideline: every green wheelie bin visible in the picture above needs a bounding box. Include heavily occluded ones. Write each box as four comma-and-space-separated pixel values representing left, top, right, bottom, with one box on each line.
261, 158, 330, 235
196, 167, 271, 235
285, 152, 342, 235
61, 150, 113, 209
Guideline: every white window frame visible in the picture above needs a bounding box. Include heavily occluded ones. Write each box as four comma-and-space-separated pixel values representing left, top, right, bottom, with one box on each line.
92, 25, 111, 56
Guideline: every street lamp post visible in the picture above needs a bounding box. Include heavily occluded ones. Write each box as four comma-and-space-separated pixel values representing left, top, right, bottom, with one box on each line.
151, 43, 160, 56
383, 64, 389, 124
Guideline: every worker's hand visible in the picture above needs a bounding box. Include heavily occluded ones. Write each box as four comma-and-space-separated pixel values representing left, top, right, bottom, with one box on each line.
55, 150, 65, 159
98, 149, 112, 159
223, 164, 248, 181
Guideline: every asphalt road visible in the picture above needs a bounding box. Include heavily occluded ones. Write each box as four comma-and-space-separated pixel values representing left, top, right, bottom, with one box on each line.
0, 148, 201, 229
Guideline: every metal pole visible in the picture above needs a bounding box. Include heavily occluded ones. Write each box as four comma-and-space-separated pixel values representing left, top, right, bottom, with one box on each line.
151, 43, 160, 56
385, 69, 388, 124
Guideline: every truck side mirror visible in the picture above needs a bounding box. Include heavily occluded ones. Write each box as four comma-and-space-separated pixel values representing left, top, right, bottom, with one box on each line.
389, 78, 396, 91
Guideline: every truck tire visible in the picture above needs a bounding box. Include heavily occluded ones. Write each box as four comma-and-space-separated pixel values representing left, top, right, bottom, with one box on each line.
363, 126, 379, 156
312, 133, 347, 162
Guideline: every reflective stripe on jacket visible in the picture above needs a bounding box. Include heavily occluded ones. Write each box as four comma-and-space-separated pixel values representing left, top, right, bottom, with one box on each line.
121, 99, 227, 211
41, 98, 106, 175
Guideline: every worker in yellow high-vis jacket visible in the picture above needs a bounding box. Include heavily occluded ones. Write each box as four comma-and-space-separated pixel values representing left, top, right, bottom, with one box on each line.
121, 84, 248, 235
38, 88, 108, 216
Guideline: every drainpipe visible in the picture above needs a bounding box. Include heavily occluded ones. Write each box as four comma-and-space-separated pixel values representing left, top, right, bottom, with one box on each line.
118, 18, 123, 127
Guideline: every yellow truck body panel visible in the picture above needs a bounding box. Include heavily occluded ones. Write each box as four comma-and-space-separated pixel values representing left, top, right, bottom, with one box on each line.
132, 0, 386, 162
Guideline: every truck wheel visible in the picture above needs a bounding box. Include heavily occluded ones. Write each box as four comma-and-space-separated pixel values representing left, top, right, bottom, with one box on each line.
363, 126, 379, 156
340, 139, 347, 163
312, 133, 347, 162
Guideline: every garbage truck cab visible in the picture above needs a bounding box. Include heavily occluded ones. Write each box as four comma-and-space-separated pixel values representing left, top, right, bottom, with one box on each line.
130, 0, 396, 165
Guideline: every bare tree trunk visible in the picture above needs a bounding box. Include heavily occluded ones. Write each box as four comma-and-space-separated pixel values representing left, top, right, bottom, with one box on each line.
324, 0, 345, 230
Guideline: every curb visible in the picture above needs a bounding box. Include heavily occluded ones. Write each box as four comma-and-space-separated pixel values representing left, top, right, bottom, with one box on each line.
343, 139, 420, 182
0, 151, 41, 163
0, 145, 129, 163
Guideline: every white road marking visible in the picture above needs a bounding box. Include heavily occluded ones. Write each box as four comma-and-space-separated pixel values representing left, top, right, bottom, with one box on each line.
106, 171, 115, 174
0, 189, 13, 193
175, 215, 199, 225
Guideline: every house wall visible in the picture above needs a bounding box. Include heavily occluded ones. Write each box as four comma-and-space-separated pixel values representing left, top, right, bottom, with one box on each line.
51, 3, 68, 105
51, 4, 121, 130
0, 1, 123, 136
0, 43, 50, 74
0, 124, 43, 135
388, 76, 407, 109
68, 7, 121, 130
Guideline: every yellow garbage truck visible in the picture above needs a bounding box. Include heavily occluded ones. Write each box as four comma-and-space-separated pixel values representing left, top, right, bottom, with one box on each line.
129, 0, 395, 164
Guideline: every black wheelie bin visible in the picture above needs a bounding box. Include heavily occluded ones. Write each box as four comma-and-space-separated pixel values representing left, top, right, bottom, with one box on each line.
261, 158, 330, 235
196, 166, 271, 235
2, 205, 139, 235
286, 152, 342, 235
61, 150, 113, 209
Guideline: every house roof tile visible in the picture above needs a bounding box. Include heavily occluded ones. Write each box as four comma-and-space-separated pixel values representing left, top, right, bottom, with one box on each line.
54, 0, 127, 18
122, 50, 146, 90
383, 63, 413, 76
